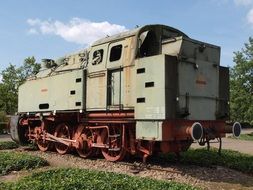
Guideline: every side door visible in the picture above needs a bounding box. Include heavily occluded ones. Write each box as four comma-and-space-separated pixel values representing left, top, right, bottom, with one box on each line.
106, 41, 125, 108
86, 44, 108, 110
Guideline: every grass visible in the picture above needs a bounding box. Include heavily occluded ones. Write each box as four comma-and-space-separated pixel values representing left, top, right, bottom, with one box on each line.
0, 151, 48, 175
160, 148, 253, 174
0, 146, 252, 189
0, 141, 19, 150
0, 168, 198, 190
228, 132, 253, 141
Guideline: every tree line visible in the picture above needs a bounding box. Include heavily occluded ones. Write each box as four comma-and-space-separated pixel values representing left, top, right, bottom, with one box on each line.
230, 37, 253, 126
0, 39, 252, 125
0, 57, 40, 120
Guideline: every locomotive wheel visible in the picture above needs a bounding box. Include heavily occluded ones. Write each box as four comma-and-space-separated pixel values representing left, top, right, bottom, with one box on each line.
100, 126, 126, 162
76, 125, 94, 158
34, 124, 51, 152
37, 139, 50, 152
54, 123, 71, 154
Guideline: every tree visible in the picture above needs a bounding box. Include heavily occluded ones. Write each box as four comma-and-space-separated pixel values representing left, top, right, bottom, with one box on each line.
0, 64, 22, 114
230, 37, 253, 125
0, 111, 7, 122
0, 57, 41, 114
21, 57, 41, 81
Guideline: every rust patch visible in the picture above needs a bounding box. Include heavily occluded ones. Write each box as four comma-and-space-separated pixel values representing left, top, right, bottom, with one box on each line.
124, 67, 132, 105
41, 88, 48, 92
196, 74, 207, 85
196, 80, 207, 85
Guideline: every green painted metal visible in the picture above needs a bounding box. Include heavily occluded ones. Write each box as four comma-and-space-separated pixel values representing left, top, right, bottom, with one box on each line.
18, 69, 85, 113
136, 121, 163, 141
135, 55, 167, 120
163, 37, 220, 120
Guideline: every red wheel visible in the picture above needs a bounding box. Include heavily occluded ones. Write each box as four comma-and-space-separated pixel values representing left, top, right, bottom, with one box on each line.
76, 125, 94, 158
37, 139, 50, 152
54, 123, 70, 154
100, 126, 126, 162
34, 124, 51, 152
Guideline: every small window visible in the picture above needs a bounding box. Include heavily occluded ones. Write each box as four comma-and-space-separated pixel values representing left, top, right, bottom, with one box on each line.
70, 90, 75, 95
137, 68, 145, 74
92, 49, 104, 65
145, 82, 154, 88
75, 102, 81, 106
39, 103, 49, 109
109, 45, 122, 62
76, 78, 82, 83
137, 97, 145, 103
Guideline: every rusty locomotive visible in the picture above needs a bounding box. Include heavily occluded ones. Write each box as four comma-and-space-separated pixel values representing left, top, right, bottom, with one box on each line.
10, 24, 241, 162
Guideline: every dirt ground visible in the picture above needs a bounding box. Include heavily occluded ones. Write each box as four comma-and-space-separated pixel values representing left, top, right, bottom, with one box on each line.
0, 129, 253, 190
0, 134, 12, 142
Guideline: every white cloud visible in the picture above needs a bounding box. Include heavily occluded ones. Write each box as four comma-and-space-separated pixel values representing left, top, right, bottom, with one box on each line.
234, 0, 253, 6
234, 0, 253, 28
27, 18, 127, 45
247, 8, 253, 26
28, 28, 38, 34
27, 18, 41, 26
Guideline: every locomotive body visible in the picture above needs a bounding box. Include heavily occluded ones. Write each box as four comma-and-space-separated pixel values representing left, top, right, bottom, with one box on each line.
10, 24, 241, 161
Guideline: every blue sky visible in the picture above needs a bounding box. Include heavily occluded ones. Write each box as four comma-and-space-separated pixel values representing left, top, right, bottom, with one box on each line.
0, 0, 253, 73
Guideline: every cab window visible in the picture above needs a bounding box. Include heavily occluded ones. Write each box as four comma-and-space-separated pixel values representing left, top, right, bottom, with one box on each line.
109, 45, 122, 62
92, 49, 104, 65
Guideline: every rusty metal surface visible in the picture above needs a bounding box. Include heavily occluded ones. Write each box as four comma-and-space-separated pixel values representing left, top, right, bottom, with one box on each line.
87, 111, 134, 118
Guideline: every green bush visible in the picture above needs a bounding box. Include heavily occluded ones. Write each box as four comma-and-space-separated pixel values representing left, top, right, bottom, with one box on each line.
0, 168, 198, 190
0, 111, 7, 122
0, 141, 18, 150
0, 152, 48, 175
161, 148, 253, 174
0, 111, 8, 134
0, 123, 6, 134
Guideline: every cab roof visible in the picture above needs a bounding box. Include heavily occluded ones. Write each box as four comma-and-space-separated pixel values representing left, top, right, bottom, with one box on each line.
91, 24, 188, 47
